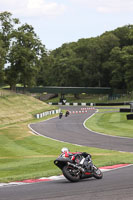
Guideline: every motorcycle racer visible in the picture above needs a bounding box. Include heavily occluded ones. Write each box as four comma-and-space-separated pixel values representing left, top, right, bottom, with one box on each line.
61, 147, 92, 171
54, 148, 103, 182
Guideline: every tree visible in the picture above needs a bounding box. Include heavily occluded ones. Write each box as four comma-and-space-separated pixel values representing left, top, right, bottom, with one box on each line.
75, 38, 102, 87
0, 39, 6, 84
0, 11, 19, 63
98, 33, 120, 87
113, 25, 133, 47
109, 47, 126, 89
36, 51, 50, 86
48, 25, 133, 90
6, 23, 45, 89
47, 43, 82, 87
0, 11, 19, 86
122, 46, 133, 91
0, 11, 19, 49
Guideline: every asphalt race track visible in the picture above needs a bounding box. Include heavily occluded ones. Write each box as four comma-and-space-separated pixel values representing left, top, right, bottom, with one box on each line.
30, 106, 133, 152
1, 106, 133, 200
0, 165, 133, 200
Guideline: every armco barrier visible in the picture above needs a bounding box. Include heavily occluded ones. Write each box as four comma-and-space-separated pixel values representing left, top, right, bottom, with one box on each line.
48, 102, 130, 106
35, 109, 61, 119
120, 108, 131, 112
127, 114, 133, 120
48, 102, 92, 106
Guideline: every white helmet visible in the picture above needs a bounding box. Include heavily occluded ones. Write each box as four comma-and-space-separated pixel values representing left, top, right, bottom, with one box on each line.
61, 147, 69, 153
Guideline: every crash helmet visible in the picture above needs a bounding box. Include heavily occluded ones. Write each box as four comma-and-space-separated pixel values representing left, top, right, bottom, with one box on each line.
61, 147, 69, 153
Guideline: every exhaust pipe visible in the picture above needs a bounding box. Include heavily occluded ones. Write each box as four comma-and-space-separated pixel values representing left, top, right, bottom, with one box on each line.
68, 162, 84, 172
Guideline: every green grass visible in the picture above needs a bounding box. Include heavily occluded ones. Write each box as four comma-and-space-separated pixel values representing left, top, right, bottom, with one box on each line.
0, 130, 133, 183
0, 94, 133, 183
0, 93, 57, 127
85, 109, 133, 138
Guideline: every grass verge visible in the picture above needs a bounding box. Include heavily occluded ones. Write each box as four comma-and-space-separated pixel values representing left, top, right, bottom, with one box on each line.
0, 127, 133, 183
85, 109, 133, 138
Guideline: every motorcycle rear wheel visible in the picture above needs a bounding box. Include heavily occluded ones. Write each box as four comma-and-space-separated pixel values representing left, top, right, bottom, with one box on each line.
62, 165, 81, 182
93, 165, 103, 179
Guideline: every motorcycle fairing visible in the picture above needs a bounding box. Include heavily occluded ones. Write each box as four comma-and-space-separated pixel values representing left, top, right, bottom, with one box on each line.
54, 157, 73, 169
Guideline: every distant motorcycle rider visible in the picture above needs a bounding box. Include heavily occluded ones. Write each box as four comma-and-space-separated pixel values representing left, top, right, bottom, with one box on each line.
59, 111, 63, 119
65, 110, 70, 117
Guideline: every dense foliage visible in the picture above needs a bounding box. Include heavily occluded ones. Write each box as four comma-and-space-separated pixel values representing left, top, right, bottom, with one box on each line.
47, 26, 133, 91
0, 12, 47, 90
0, 11, 133, 91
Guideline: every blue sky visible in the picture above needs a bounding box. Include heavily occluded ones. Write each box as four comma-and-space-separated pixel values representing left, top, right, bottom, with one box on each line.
0, 0, 133, 50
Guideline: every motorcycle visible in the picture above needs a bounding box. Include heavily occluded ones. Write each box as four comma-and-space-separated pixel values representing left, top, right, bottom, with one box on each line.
59, 112, 63, 119
54, 152, 103, 182
65, 111, 70, 117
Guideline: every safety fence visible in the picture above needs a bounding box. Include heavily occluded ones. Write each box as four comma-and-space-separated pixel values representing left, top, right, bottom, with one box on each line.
35, 109, 61, 119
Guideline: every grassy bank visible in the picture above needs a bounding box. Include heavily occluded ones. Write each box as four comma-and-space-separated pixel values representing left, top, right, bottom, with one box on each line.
0, 93, 57, 127
85, 109, 133, 138
0, 94, 133, 182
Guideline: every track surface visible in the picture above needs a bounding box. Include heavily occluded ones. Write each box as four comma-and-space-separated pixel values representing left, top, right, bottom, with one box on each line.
1, 106, 133, 200
30, 106, 133, 152
0, 165, 133, 200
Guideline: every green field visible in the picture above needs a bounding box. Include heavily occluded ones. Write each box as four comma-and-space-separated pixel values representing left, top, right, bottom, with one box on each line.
0, 93, 133, 183
85, 109, 133, 138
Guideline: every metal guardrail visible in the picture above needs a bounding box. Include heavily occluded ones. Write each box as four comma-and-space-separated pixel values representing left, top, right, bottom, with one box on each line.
129, 102, 133, 112
48, 102, 130, 106
35, 109, 61, 119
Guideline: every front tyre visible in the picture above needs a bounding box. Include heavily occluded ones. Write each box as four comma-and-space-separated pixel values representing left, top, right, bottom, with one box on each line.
93, 165, 103, 179
62, 165, 81, 182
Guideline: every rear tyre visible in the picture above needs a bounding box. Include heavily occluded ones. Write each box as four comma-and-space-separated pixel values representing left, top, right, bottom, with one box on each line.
93, 165, 103, 179
62, 165, 81, 182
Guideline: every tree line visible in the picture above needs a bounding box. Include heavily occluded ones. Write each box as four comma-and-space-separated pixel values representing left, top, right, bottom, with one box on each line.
0, 11, 133, 91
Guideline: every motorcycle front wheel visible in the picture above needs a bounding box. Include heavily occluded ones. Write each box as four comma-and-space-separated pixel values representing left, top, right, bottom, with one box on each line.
62, 165, 81, 182
93, 165, 103, 179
